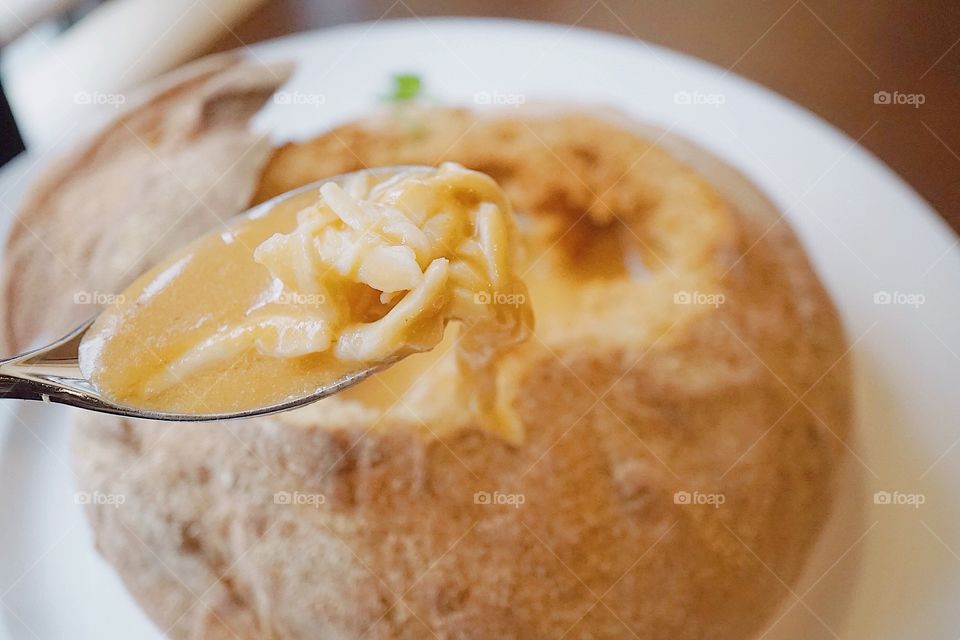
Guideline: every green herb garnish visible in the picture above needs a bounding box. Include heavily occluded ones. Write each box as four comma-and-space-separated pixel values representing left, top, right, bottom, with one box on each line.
386, 74, 422, 102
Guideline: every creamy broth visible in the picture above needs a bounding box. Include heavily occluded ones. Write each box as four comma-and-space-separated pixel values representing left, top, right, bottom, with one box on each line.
79, 164, 533, 428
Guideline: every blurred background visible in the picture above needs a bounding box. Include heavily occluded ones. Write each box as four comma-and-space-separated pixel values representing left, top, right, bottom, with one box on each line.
1, 0, 957, 229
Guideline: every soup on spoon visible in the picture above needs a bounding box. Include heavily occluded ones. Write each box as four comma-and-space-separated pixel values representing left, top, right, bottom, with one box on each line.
78, 163, 533, 428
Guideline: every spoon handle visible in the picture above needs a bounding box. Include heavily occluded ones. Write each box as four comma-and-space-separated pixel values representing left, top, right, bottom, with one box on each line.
0, 372, 49, 401
0, 319, 95, 404
0, 359, 129, 413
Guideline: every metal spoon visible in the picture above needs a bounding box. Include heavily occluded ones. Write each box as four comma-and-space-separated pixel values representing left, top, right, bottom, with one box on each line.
0, 166, 424, 421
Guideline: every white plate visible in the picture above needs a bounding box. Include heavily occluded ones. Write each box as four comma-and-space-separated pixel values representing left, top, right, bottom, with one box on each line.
1, 18, 958, 640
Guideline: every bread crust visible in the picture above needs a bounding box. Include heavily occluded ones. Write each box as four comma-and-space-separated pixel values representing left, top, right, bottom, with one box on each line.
4, 61, 850, 639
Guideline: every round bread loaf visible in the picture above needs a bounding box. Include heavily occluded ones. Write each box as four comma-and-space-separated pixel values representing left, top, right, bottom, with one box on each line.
4, 62, 851, 640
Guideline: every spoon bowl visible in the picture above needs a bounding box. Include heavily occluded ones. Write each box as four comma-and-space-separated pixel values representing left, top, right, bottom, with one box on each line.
0, 318, 386, 420
0, 166, 425, 421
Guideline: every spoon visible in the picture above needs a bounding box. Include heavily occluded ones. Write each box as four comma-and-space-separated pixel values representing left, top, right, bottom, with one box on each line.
0, 319, 385, 420
0, 167, 418, 421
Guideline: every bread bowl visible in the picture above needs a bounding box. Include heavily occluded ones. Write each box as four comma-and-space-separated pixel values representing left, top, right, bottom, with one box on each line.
1, 57, 851, 639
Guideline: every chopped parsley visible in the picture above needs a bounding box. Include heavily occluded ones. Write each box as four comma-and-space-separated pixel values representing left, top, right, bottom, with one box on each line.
386, 74, 422, 102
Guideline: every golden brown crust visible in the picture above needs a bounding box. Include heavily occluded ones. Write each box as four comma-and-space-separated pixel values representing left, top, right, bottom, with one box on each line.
6, 75, 849, 639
